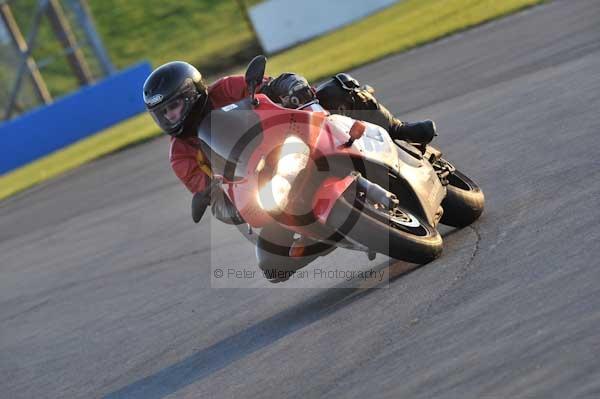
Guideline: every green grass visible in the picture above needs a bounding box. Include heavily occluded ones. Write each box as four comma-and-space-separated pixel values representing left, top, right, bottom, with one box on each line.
0, 0, 544, 200
87, 0, 263, 71
266, 0, 544, 81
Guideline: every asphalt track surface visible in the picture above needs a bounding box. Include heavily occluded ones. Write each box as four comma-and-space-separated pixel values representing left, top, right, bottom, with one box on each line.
1, 1, 600, 397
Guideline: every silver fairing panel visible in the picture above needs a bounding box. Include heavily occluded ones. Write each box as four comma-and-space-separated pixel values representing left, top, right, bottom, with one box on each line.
392, 140, 446, 225
326, 115, 446, 225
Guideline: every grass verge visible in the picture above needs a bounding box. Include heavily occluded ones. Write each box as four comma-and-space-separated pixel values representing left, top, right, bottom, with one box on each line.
0, 0, 544, 201
266, 0, 544, 81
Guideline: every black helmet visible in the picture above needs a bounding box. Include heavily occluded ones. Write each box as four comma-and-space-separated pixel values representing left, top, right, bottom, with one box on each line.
143, 61, 208, 136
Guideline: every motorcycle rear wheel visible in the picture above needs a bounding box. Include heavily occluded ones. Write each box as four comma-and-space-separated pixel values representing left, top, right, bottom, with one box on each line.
327, 196, 443, 264
440, 169, 485, 228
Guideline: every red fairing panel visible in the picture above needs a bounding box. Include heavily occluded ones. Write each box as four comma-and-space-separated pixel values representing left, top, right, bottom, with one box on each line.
229, 95, 329, 227
307, 116, 364, 224
312, 175, 357, 224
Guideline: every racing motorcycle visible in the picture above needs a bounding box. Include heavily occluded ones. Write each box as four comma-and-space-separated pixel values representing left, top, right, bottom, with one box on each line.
193, 55, 484, 278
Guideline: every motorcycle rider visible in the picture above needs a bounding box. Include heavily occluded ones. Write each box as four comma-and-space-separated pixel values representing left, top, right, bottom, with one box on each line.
143, 61, 437, 280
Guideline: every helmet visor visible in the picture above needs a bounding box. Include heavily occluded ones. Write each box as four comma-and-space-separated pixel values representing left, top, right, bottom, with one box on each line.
148, 89, 198, 135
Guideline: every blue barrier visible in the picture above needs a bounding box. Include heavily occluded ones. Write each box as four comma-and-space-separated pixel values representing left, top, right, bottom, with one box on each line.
0, 61, 153, 174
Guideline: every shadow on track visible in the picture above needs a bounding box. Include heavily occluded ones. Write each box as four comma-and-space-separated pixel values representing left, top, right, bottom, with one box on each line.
102, 255, 434, 398
104, 227, 463, 398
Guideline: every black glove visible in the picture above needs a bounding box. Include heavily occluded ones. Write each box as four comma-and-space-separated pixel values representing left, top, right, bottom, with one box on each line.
192, 179, 245, 225
191, 185, 213, 223
210, 187, 245, 225
260, 73, 316, 108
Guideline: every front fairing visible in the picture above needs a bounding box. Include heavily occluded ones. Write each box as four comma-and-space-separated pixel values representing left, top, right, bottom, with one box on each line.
197, 94, 329, 227
198, 93, 445, 230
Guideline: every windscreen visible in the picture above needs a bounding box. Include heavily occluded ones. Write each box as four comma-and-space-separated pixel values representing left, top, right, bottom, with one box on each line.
197, 98, 263, 180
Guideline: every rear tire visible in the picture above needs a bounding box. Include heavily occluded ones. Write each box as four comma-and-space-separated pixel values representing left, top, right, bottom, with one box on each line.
327, 196, 443, 264
440, 169, 485, 228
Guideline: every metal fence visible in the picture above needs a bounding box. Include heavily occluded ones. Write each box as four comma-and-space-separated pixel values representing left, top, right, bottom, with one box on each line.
0, 3, 46, 117
0, 0, 114, 120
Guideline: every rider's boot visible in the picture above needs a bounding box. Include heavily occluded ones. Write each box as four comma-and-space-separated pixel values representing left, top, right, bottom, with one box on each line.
388, 118, 437, 145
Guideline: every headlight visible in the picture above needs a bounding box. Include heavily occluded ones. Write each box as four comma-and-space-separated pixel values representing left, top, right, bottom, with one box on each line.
257, 174, 291, 212
276, 136, 309, 179
257, 136, 310, 213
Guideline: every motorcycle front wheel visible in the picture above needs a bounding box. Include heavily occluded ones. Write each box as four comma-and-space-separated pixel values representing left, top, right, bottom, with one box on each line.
327, 196, 443, 264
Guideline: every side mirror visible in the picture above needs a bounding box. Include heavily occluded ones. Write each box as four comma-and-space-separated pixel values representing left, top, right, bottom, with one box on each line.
191, 191, 211, 223
245, 55, 267, 104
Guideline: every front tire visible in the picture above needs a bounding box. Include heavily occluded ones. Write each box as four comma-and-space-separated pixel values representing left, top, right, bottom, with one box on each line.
327, 196, 443, 264
440, 169, 485, 228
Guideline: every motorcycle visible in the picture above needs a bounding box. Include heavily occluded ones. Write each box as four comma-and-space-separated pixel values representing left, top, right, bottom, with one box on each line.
193, 55, 484, 281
